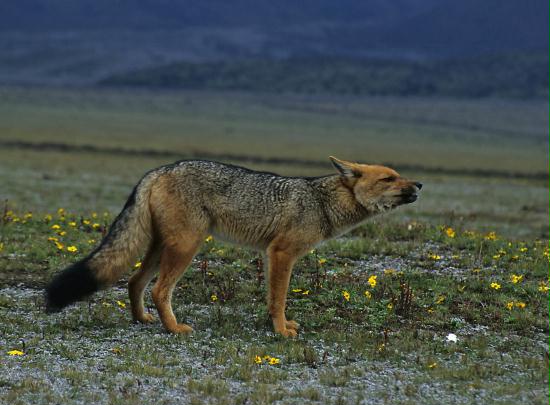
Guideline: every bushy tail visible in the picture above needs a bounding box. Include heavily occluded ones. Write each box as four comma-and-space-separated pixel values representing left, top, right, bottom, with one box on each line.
45, 174, 155, 312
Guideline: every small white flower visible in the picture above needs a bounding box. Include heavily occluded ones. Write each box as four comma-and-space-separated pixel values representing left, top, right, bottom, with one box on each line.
446, 333, 458, 343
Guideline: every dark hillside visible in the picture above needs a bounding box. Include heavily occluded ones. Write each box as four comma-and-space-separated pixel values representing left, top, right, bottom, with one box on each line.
100, 52, 549, 99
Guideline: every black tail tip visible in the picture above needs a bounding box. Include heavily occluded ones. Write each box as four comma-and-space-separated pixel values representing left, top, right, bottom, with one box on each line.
44, 296, 63, 313
45, 259, 100, 312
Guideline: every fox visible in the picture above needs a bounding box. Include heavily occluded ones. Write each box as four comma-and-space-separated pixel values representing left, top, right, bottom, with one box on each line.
45, 157, 422, 337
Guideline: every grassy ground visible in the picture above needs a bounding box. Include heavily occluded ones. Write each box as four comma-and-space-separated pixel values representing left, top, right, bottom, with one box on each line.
0, 87, 548, 404
0, 86, 548, 173
0, 209, 548, 404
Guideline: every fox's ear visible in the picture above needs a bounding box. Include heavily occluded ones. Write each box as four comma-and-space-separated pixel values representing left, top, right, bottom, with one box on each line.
329, 156, 361, 178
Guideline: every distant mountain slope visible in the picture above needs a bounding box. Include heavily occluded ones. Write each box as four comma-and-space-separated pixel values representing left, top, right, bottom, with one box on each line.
0, 0, 547, 86
0, 0, 434, 30
382, 0, 549, 56
100, 52, 549, 99
0, 0, 546, 57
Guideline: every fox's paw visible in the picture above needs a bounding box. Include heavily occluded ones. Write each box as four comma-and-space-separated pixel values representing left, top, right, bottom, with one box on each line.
166, 323, 193, 334
285, 320, 300, 331
276, 327, 298, 338
134, 312, 155, 324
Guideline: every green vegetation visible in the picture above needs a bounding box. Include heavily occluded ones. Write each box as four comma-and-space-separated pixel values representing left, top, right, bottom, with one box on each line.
0, 86, 548, 404
0, 86, 547, 237
100, 53, 549, 99
0, 209, 548, 404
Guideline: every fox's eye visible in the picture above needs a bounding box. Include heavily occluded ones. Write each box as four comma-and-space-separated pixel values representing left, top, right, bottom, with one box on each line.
379, 176, 396, 182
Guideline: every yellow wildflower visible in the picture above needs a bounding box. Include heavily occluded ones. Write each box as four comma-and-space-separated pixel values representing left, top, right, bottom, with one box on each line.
205, 235, 213, 243
112, 347, 122, 355
67, 246, 78, 253
55, 241, 64, 250
51, 224, 61, 230
342, 290, 350, 301
44, 214, 52, 221
88, 239, 96, 244
24, 212, 33, 219
515, 302, 526, 309
92, 223, 100, 229
490, 282, 501, 290
510, 274, 523, 284
254, 355, 262, 364
292, 288, 302, 293
47, 236, 58, 242
318, 258, 327, 265
435, 295, 445, 304
68, 221, 77, 227
368, 275, 377, 287
83, 219, 91, 225
445, 227, 456, 238
429, 254, 441, 260
428, 362, 437, 368
210, 294, 218, 302
492, 254, 501, 260
91, 212, 98, 218
57, 208, 65, 216
302, 290, 310, 295
134, 261, 142, 269
506, 302, 514, 310
538, 282, 549, 292
7, 350, 24, 356
519, 247, 528, 253
484, 231, 497, 241
511, 255, 519, 260
116, 300, 126, 308
387, 303, 393, 310
383, 268, 395, 276
364, 290, 372, 299
58, 231, 66, 236
268, 357, 280, 365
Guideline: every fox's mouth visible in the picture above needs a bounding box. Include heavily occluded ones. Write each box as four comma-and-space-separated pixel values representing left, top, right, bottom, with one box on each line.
397, 192, 418, 204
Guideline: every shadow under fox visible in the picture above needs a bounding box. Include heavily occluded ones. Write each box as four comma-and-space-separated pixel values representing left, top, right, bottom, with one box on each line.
46, 157, 422, 337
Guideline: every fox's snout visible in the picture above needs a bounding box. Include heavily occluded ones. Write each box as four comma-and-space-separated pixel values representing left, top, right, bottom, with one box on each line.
398, 181, 422, 204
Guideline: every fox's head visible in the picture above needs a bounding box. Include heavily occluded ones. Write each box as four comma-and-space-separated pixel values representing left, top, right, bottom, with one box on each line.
329, 156, 422, 211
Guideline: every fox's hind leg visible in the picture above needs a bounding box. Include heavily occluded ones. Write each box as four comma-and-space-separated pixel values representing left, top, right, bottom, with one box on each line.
152, 235, 203, 334
129, 241, 161, 324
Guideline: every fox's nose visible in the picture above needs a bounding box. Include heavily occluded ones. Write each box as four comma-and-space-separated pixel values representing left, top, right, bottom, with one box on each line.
415, 182, 423, 190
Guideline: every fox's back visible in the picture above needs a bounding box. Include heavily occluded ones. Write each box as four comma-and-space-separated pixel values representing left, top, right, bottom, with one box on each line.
157, 160, 324, 248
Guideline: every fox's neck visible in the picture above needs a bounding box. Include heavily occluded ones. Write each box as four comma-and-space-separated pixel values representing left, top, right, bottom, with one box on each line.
313, 175, 375, 237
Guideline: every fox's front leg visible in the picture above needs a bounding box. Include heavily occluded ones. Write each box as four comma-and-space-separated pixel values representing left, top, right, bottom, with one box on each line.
266, 246, 300, 337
